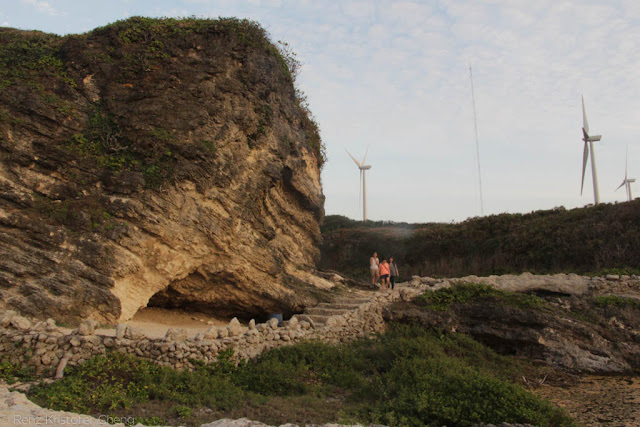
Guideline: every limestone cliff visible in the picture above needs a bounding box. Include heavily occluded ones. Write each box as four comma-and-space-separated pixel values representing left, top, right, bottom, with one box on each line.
0, 17, 330, 324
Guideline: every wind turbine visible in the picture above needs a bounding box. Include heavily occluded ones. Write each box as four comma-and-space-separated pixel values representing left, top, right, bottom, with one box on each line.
345, 147, 372, 221
580, 96, 602, 205
616, 146, 636, 201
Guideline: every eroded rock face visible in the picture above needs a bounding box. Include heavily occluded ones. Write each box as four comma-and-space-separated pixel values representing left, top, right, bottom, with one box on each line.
0, 18, 330, 324
384, 278, 640, 374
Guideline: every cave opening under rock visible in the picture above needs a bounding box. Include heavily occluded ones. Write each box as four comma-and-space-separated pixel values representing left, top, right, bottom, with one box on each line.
142, 270, 299, 324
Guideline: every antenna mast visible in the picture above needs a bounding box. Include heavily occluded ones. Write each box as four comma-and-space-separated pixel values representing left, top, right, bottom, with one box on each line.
470, 65, 484, 215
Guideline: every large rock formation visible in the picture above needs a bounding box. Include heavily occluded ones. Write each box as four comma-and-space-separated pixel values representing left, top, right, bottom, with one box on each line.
384, 276, 640, 374
0, 17, 330, 324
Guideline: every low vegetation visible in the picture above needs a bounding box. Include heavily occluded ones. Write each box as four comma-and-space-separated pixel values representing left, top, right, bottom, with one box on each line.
414, 282, 547, 311
26, 325, 573, 426
320, 201, 640, 279
0, 359, 34, 384
595, 294, 640, 309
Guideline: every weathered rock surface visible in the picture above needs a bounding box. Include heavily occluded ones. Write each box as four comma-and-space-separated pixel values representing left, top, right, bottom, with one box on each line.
0, 385, 123, 425
0, 18, 330, 324
385, 275, 640, 374
450, 272, 591, 296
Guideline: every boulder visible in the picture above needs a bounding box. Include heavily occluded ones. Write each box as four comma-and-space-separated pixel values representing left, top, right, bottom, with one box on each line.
0, 20, 330, 326
44, 319, 60, 333
77, 319, 99, 336
115, 323, 127, 339
0, 310, 17, 327
227, 318, 245, 337
203, 326, 219, 340
10, 315, 31, 330
165, 328, 188, 342
326, 315, 347, 328
267, 318, 279, 330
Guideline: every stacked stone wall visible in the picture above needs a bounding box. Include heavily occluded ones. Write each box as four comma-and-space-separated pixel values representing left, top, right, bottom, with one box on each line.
0, 290, 413, 375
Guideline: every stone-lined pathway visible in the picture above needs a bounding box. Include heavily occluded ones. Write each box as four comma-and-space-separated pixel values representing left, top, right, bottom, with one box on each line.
0, 285, 409, 376
299, 289, 377, 328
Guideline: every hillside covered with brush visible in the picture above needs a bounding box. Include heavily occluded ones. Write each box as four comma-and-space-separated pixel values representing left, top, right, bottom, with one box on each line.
320, 201, 640, 279
0, 17, 329, 324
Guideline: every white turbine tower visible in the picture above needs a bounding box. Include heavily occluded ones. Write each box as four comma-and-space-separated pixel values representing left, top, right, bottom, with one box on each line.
580, 96, 602, 205
615, 146, 636, 201
345, 148, 372, 221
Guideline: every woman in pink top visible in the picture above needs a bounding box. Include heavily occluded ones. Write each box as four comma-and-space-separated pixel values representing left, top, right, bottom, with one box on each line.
378, 259, 390, 291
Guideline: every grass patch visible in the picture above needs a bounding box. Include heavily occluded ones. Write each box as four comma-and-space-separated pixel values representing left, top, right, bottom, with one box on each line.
414, 282, 547, 311
27, 325, 572, 426
0, 359, 34, 384
595, 295, 640, 309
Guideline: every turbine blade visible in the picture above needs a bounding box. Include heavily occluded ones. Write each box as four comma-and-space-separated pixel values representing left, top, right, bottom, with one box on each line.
582, 96, 590, 136
345, 149, 361, 167
581, 141, 589, 195
361, 145, 369, 165
616, 180, 626, 191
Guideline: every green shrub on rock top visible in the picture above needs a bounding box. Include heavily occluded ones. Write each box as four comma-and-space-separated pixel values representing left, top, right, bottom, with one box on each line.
415, 282, 547, 311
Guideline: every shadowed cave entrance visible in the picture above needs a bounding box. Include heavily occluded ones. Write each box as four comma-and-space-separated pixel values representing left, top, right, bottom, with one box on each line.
143, 270, 298, 324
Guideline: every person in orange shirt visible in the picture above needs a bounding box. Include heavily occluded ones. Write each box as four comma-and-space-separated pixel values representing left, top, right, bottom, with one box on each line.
378, 258, 390, 291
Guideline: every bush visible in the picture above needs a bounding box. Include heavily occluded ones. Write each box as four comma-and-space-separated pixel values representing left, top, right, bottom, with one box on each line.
28, 351, 246, 413
320, 201, 640, 279
414, 282, 547, 311
29, 326, 573, 426
0, 359, 34, 384
595, 295, 640, 308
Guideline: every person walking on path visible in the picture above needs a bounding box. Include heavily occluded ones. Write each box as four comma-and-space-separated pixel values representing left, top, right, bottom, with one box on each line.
370, 252, 379, 286
379, 258, 390, 291
389, 257, 399, 290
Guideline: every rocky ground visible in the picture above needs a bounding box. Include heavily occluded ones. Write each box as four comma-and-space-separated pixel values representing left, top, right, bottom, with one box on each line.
385, 274, 640, 373
382, 274, 640, 426
535, 375, 640, 427
2, 273, 639, 425
60, 307, 229, 339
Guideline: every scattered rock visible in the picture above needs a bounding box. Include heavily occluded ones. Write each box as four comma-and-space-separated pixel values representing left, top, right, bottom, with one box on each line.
10, 315, 32, 330
227, 318, 245, 337
326, 315, 347, 327
267, 318, 279, 330
77, 319, 99, 336
165, 328, 188, 342
0, 310, 17, 327
54, 357, 69, 379
204, 326, 219, 340
115, 323, 127, 339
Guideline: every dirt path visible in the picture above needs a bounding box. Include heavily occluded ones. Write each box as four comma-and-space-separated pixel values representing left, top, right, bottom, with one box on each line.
535, 375, 640, 426
63, 307, 230, 339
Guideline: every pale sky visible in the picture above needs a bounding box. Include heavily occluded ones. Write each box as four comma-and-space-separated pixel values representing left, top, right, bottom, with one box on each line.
2, 0, 639, 222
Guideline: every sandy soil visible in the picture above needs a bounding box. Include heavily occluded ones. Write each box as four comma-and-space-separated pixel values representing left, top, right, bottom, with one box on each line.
63, 307, 230, 339
535, 375, 640, 426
